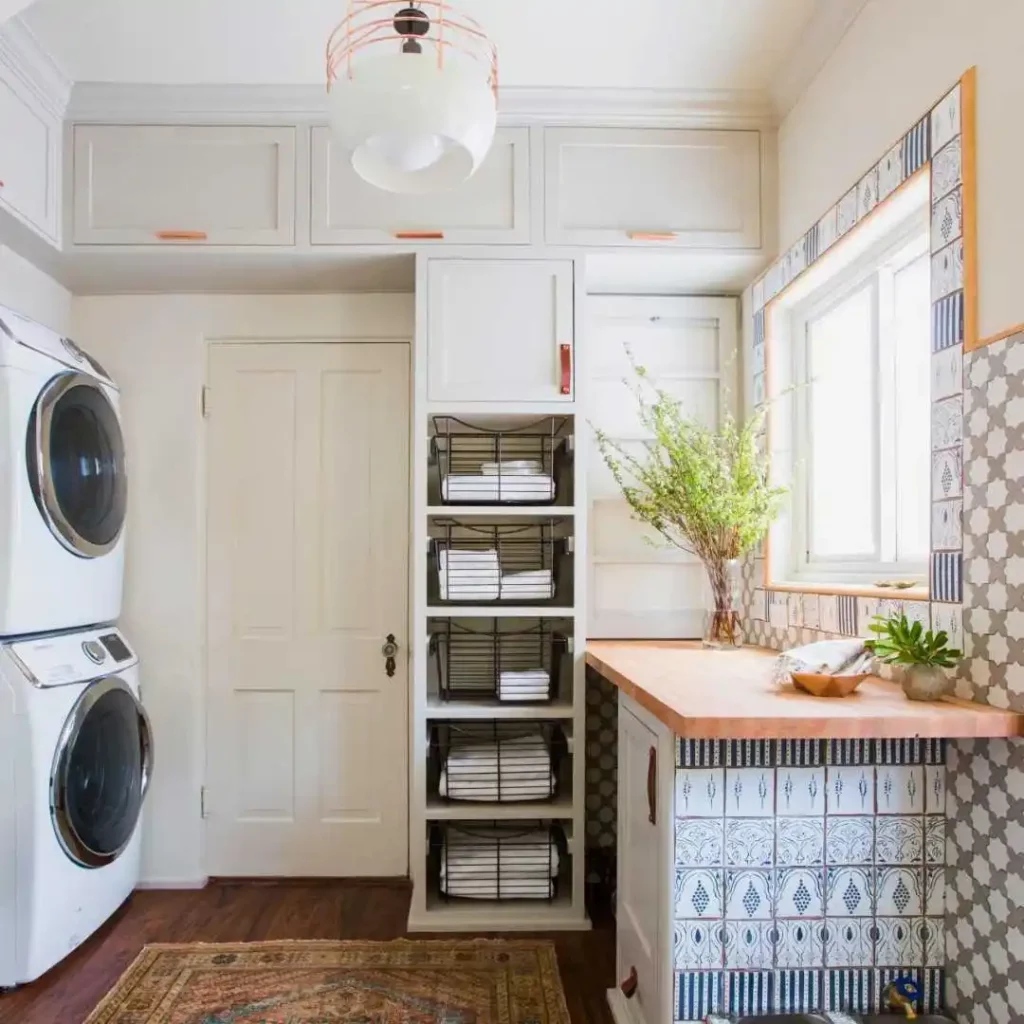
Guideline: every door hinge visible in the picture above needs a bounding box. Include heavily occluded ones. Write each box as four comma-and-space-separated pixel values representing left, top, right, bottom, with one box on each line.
200, 786, 207, 819
201, 386, 211, 418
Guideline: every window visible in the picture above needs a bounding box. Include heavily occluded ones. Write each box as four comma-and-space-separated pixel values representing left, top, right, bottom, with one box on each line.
767, 183, 932, 588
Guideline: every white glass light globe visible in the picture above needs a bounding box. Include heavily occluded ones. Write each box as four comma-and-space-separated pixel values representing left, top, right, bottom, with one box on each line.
329, 52, 497, 194
364, 132, 449, 173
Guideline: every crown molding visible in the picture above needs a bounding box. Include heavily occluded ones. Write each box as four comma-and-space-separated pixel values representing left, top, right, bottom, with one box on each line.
67, 81, 777, 128
0, 16, 72, 117
770, 0, 869, 117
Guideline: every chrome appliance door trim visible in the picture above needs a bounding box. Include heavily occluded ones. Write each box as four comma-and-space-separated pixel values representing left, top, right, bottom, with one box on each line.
49, 676, 151, 868
28, 371, 127, 558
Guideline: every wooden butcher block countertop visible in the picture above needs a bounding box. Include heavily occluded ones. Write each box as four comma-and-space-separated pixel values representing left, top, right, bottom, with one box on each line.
586, 640, 1024, 740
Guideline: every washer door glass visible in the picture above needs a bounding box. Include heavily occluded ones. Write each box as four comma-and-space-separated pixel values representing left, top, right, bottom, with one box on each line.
28, 373, 127, 558
51, 678, 153, 868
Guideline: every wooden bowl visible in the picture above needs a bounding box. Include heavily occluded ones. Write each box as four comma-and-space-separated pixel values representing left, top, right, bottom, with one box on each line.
790, 672, 869, 698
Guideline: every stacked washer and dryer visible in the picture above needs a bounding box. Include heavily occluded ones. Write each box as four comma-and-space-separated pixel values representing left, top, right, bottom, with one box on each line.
0, 303, 152, 987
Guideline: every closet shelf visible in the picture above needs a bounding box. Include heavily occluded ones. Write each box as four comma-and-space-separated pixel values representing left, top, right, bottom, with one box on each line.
427, 606, 575, 618
425, 793, 574, 820
426, 696, 574, 720
428, 505, 576, 517
412, 885, 580, 933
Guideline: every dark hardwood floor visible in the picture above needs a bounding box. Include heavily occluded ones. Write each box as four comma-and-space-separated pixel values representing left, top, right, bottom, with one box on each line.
0, 880, 616, 1024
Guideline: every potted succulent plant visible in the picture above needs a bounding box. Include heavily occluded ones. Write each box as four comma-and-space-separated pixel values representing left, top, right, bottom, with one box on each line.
864, 613, 962, 701
594, 361, 785, 649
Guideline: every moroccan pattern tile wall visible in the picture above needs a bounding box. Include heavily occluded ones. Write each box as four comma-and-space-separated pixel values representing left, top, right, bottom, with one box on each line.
672, 739, 946, 1021
943, 333, 1024, 1023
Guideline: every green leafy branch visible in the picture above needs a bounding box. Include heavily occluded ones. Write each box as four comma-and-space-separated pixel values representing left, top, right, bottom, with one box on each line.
864, 613, 962, 668
592, 356, 786, 566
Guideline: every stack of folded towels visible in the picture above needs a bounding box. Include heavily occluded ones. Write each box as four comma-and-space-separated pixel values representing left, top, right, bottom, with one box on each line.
438, 548, 500, 601
439, 825, 560, 900
437, 549, 554, 602
439, 727, 555, 802
498, 668, 551, 702
772, 639, 875, 685
440, 459, 555, 503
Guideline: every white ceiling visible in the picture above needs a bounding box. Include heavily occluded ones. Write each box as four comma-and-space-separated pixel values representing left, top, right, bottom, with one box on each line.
22, 0, 820, 93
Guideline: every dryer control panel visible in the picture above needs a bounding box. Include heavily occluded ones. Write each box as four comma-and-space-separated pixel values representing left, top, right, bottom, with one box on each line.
4, 626, 137, 688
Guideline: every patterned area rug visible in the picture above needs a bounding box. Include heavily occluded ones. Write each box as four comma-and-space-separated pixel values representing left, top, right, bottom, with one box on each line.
84, 939, 571, 1023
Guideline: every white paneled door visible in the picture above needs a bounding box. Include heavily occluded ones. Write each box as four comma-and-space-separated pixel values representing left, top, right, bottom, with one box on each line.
205, 342, 409, 876
588, 296, 738, 638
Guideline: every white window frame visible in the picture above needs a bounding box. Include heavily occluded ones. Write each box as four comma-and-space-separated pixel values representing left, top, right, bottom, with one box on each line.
764, 171, 932, 592
786, 219, 930, 586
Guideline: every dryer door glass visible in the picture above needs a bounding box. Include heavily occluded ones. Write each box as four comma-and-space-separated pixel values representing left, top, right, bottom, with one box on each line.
52, 677, 152, 868
28, 373, 127, 558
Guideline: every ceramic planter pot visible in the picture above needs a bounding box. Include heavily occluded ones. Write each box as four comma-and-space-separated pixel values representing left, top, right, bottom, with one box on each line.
902, 663, 951, 701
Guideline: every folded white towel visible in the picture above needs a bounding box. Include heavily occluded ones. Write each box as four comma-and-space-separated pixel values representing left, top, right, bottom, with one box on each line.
773, 639, 874, 685
441, 474, 555, 502
438, 548, 500, 601
500, 568, 553, 600
481, 460, 543, 476
438, 771, 555, 801
439, 828, 560, 898
441, 731, 554, 801
498, 668, 551, 703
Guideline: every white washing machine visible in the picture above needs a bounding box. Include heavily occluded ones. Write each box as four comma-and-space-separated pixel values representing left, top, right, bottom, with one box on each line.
0, 625, 152, 986
0, 303, 127, 636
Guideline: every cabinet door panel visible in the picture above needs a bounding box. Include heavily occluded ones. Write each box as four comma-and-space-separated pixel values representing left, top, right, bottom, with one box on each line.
0, 70, 59, 242
73, 125, 296, 245
617, 702, 662, 1024
427, 259, 573, 403
546, 127, 761, 249
311, 126, 529, 244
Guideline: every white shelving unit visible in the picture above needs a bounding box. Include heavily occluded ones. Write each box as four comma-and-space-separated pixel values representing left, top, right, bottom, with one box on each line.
407, 253, 590, 932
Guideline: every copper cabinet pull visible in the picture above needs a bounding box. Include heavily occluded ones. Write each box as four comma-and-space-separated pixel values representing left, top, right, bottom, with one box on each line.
627, 231, 677, 241
620, 966, 639, 998
393, 230, 445, 240
155, 230, 208, 241
647, 745, 657, 825
559, 343, 572, 396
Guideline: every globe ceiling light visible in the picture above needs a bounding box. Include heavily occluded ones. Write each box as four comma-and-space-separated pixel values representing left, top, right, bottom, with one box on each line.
326, 1, 499, 194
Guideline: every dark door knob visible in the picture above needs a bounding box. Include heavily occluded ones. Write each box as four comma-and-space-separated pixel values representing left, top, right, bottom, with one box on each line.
382, 634, 399, 677
620, 966, 638, 998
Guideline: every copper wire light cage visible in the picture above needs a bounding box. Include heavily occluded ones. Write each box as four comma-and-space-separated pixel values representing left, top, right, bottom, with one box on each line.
324, 2, 499, 193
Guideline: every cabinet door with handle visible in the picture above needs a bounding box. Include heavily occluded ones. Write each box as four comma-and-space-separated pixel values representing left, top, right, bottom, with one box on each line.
311, 126, 530, 245
545, 127, 761, 250
72, 124, 296, 246
617, 700, 664, 1024
426, 259, 574, 403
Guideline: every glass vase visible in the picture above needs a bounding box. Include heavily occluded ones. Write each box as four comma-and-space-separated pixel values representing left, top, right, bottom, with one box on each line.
702, 558, 743, 650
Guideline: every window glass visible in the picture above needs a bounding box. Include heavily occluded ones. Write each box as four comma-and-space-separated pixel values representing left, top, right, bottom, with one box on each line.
807, 284, 876, 559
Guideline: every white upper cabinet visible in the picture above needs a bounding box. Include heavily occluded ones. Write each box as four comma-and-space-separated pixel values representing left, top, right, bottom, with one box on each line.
72, 125, 297, 245
427, 259, 574, 403
311, 126, 530, 245
0, 65, 60, 244
545, 127, 761, 249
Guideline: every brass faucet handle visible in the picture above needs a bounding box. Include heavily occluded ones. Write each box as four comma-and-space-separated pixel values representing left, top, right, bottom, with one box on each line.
882, 977, 921, 1019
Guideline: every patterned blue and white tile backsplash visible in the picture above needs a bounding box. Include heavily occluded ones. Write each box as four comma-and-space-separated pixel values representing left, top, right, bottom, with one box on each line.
673, 739, 946, 1021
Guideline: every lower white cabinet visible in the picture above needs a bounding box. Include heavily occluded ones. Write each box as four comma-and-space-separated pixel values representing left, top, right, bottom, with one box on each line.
609, 692, 676, 1024
0, 62, 60, 244
72, 124, 297, 245
426, 258, 575, 403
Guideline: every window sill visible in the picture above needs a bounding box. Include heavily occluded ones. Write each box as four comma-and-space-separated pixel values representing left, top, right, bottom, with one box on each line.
766, 581, 929, 601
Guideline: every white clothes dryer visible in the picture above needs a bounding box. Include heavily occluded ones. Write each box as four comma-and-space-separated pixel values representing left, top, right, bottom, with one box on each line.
0, 303, 127, 636
0, 626, 152, 986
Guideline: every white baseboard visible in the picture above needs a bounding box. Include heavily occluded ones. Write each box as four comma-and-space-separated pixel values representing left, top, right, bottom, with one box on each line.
607, 988, 643, 1024
135, 877, 208, 890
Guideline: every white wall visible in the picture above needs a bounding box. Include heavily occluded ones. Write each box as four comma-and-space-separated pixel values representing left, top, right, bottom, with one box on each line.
70, 294, 415, 884
0, 245, 71, 333
778, 0, 1024, 338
